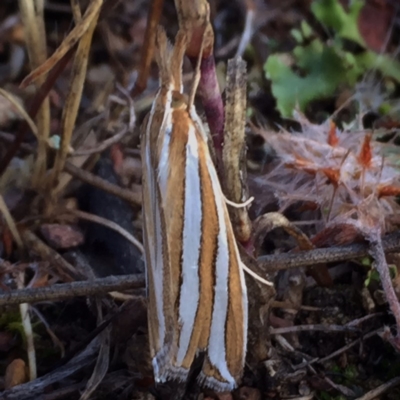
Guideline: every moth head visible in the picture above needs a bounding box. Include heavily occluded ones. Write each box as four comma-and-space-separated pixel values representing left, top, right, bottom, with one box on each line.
171, 91, 189, 110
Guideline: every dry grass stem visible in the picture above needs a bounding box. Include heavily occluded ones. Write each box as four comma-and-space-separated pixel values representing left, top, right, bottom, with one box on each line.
80, 299, 110, 400
253, 212, 332, 286
316, 328, 381, 365
71, 127, 129, 157
355, 376, 400, 400
0, 89, 38, 138
21, 230, 82, 281
49, 2, 102, 202
235, 2, 255, 57
131, 0, 164, 96
20, 0, 103, 88
63, 161, 141, 205
18, 0, 50, 187
2, 337, 100, 399
17, 272, 37, 381
67, 209, 144, 254
0, 194, 24, 250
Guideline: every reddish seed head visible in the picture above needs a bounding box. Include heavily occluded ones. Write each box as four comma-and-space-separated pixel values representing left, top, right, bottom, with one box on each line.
327, 120, 339, 147
357, 134, 372, 168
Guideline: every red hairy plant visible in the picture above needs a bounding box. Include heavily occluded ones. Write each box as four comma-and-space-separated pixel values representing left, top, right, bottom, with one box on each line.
252, 112, 400, 350
254, 113, 400, 233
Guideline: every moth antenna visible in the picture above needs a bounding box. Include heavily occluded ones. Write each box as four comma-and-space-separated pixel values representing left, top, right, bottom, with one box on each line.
170, 30, 187, 91
155, 26, 172, 87
241, 263, 274, 286
187, 33, 206, 109
224, 196, 254, 208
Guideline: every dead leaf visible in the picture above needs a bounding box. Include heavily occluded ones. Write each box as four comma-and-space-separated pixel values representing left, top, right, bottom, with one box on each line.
5, 358, 27, 389
40, 223, 84, 249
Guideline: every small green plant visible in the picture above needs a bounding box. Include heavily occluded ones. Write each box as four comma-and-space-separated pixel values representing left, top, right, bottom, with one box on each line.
0, 310, 39, 346
264, 0, 400, 117
364, 264, 397, 287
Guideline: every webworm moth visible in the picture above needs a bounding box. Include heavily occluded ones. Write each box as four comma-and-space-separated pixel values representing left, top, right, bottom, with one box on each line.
141, 27, 248, 391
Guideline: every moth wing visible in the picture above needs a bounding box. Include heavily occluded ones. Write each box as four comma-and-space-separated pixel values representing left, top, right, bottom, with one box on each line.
196, 137, 248, 392
153, 112, 205, 381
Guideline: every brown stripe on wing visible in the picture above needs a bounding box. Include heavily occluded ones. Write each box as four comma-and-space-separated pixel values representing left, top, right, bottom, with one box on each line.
224, 211, 245, 380
142, 106, 175, 371
200, 355, 229, 390
140, 120, 160, 358
198, 218, 245, 389
178, 126, 219, 370
157, 107, 191, 367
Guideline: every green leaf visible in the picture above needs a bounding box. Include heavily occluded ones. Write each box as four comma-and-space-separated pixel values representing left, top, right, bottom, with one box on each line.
301, 21, 313, 39
264, 0, 400, 118
344, 364, 358, 380
265, 40, 357, 117
311, 0, 366, 46
355, 51, 400, 82
291, 28, 303, 44
361, 257, 372, 266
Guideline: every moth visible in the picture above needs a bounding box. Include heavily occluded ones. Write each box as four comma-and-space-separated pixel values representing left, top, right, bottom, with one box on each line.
141, 27, 248, 391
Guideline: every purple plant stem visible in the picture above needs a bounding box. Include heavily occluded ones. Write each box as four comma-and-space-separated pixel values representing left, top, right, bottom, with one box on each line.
190, 54, 225, 165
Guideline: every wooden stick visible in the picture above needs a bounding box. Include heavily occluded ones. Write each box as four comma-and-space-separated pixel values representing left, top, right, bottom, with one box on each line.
0, 274, 145, 306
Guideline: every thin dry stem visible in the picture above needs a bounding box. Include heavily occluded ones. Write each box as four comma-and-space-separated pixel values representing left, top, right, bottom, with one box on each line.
67, 209, 144, 253
0, 194, 24, 250
17, 272, 37, 381
63, 161, 141, 205
18, 0, 50, 188
235, 5, 255, 57
0, 89, 38, 138
355, 376, 400, 400
131, 0, 164, 96
270, 324, 358, 335
316, 328, 381, 365
21, 230, 83, 282
257, 230, 400, 271
20, 0, 104, 88
368, 231, 400, 349
49, 2, 101, 203
0, 274, 145, 306
70, 126, 129, 157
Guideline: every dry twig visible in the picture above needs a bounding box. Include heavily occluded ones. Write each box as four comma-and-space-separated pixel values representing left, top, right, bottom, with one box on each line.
63, 162, 141, 205
270, 324, 359, 335
355, 376, 400, 400
257, 230, 400, 271
0, 274, 145, 306
131, 0, 164, 96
